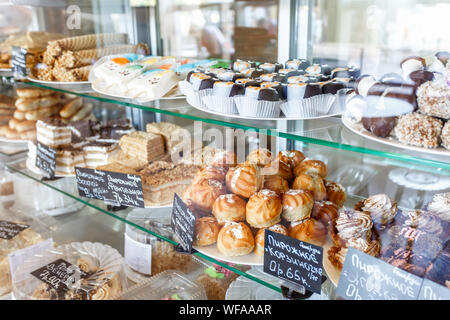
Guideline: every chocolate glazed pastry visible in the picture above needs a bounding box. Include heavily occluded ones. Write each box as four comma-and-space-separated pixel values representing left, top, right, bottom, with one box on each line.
380, 73, 404, 86
304, 83, 322, 98
258, 88, 280, 101
409, 70, 434, 87
322, 81, 345, 94
361, 116, 396, 138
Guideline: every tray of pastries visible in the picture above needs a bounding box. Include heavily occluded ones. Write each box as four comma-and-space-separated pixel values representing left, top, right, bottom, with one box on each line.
27, 33, 149, 91
343, 52, 450, 156
79, 122, 201, 208
324, 192, 449, 288
0, 88, 97, 143
181, 147, 348, 266
179, 58, 360, 120
12, 241, 128, 300
26, 115, 136, 177
89, 54, 217, 102
0, 31, 64, 71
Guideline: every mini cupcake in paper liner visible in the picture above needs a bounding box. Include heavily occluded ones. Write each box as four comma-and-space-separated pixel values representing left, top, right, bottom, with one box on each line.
178, 80, 193, 96
186, 88, 214, 109
234, 86, 283, 118
201, 81, 245, 114
281, 94, 335, 118
202, 95, 238, 114
235, 96, 282, 118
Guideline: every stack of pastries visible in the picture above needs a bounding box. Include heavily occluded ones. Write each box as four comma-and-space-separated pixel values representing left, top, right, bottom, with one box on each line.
183, 147, 348, 258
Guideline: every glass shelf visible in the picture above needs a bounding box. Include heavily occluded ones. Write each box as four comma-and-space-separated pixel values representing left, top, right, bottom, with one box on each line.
5, 156, 285, 296
7, 155, 381, 298
18, 80, 450, 171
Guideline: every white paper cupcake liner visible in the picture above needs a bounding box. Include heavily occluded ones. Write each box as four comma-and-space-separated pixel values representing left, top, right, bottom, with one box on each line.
280, 94, 336, 118
234, 96, 282, 118
186, 88, 214, 109
202, 95, 238, 114
178, 80, 192, 96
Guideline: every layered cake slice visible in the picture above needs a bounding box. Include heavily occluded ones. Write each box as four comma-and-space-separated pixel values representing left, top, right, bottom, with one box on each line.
36, 118, 71, 148
83, 142, 118, 168
98, 119, 135, 143
140, 161, 200, 206
68, 119, 99, 147
55, 147, 85, 175
145, 122, 189, 154
119, 131, 165, 163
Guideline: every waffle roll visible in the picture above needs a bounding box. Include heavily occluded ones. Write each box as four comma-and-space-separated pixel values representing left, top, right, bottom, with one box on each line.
56, 43, 149, 69
46, 33, 129, 57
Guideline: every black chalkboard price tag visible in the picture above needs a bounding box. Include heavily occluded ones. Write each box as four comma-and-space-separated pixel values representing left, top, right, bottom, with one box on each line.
36, 142, 56, 178
0, 220, 29, 240
418, 278, 450, 300
11, 46, 28, 77
336, 247, 423, 300
171, 194, 196, 254
30, 258, 88, 295
263, 230, 324, 295
75, 167, 145, 208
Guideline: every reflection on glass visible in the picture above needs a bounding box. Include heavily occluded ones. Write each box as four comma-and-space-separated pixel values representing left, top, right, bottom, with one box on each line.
300, 0, 450, 74
159, 0, 278, 61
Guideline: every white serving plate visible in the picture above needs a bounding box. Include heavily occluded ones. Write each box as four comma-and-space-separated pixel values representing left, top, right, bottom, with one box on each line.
91, 80, 185, 101
0, 136, 29, 144
27, 75, 92, 92
190, 101, 344, 121
342, 111, 450, 157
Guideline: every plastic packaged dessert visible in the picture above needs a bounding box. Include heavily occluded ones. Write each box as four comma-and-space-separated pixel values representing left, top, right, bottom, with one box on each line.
117, 270, 207, 300
0, 208, 52, 297
191, 257, 250, 300
0, 165, 14, 209
12, 241, 127, 300
343, 52, 450, 155
90, 54, 214, 101
124, 210, 194, 282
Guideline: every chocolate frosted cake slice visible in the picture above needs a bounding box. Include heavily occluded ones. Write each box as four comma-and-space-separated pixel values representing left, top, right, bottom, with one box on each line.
98, 118, 135, 142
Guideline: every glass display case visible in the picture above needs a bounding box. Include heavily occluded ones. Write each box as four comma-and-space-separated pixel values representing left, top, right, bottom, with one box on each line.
0, 0, 448, 301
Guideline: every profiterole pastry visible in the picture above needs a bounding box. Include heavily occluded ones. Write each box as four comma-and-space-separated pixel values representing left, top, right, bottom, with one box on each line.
194, 217, 221, 246
212, 194, 247, 224
180, 177, 225, 212
277, 150, 305, 169
288, 218, 327, 246
246, 189, 282, 228
263, 175, 289, 196
324, 180, 347, 208
246, 148, 273, 167
311, 201, 339, 229
293, 159, 327, 178
193, 166, 228, 184
263, 158, 293, 181
225, 163, 264, 198
254, 224, 288, 256
281, 189, 314, 222
217, 222, 255, 257
292, 173, 327, 201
